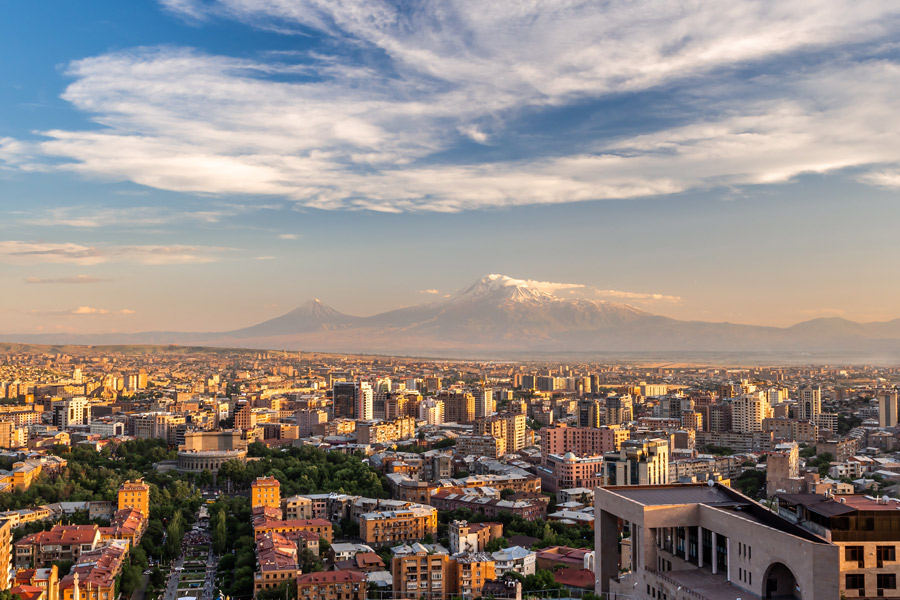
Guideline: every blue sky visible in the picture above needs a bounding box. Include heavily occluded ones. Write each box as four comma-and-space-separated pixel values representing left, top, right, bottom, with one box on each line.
2, 0, 900, 334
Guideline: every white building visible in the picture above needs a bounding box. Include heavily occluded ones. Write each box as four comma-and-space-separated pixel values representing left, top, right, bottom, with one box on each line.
418, 399, 444, 425
492, 546, 536, 576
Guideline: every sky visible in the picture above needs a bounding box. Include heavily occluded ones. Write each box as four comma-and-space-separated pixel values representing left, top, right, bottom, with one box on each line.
2, 0, 900, 335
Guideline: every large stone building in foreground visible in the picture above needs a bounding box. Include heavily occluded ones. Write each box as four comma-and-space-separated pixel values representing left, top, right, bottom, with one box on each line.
595, 483, 838, 600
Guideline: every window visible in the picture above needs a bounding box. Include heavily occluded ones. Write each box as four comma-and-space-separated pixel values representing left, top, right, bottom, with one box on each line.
877, 546, 896, 565
878, 574, 897, 590
846, 574, 865, 591
846, 546, 865, 567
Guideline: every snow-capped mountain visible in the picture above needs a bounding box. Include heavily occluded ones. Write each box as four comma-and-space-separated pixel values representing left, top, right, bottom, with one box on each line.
5, 274, 900, 359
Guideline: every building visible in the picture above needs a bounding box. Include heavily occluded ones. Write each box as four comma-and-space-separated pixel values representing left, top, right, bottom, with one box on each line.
418, 399, 444, 425
0, 518, 11, 590
449, 521, 503, 554
58, 544, 126, 600
359, 506, 438, 547
775, 493, 900, 599
601, 438, 669, 487
441, 391, 475, 424
491, 545, 536, 576
295, 571, 366, 600
456, 435, 506, 459
595, 483, 839, 599
731, 393, 773, 433
540, 425, 629, 461
538, 453, 605, 494
430, 492, 547, 521
880, 391, 899, 428
117, 479, 150, 519
473, 388, 495, 419
51, 398, 90, 430
251, 477, 282, 511
605, 395, 633, 425
577, 399, 602, 428
234, 401, 256, 431
391, 549, 449, 600
797, 386, 822, 422
766, 442, 800, 496
254, 530, 300, 597
474, 413, 527, 455
177, 430, 248, 473
356, 417, 416, 445
15, 525, 102, 568
333, 381, 373, 421
450, 552, 496, 599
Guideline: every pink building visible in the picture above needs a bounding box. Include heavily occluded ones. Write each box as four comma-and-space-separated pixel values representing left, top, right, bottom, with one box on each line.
537, 452, 605, 493
540, 425, 629, 463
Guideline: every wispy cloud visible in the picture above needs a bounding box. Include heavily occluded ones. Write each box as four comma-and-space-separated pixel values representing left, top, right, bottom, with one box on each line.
24, 275, 112, 284
21, 204, 259, 228
6, 1, 900, 211
0, 241, 228, 265
278, 233, 299, 240
419, 288, 440, 294
28, 306, 135, 317
594, 289, 682, 303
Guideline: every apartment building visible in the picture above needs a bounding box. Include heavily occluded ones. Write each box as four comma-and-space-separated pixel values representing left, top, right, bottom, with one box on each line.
359, 506, 438, 547
449, 521, 503, 554
538, 453, 605, 494
254, 531, 300, 597
15, 525, 102, 568
539, 425, 629, 461
251, 477, 282, 511
451, 552, 496, 599
474, 413, 527, 455
601, 438, 669, 487
776, 493, 900, 599
391, 550, 450, 600
117, 479, 150, 519
295, 571, 366, 600
356, 417, 416, 445
456, 435, 506, 459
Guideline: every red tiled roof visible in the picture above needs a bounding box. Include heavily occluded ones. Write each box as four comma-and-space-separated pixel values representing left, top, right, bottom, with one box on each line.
296, 571, 366, 584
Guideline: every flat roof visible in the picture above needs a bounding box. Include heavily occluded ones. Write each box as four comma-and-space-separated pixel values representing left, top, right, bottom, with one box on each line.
604, 485, 743, 507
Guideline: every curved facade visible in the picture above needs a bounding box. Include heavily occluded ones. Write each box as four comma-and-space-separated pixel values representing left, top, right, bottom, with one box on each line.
176, 449, 247, 473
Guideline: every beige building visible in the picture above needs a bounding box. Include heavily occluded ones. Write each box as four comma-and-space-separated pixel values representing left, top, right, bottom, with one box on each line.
356, 417, 416, 445
731, 393, 773, 433
456, 435, 505, 459
595, 483, 839, 600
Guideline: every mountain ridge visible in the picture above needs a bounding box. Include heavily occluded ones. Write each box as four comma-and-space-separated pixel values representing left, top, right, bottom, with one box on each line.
3, 274, 900, 359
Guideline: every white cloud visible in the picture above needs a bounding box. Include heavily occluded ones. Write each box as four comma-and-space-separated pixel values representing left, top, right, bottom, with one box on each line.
0, 241, 227, 265
7, 2, 900, 211
419, 288, 440, 294
859, 169, 900, 188
278, 233, 299, 239
594, 289, 682, 303
21, 204, 261, 228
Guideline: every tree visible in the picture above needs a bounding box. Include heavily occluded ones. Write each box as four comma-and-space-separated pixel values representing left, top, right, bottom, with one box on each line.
485, 537, 508, 553
212, 508, 227, 555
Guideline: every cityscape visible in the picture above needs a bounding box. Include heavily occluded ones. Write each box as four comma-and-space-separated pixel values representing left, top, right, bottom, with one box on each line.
3, 2, 900, 600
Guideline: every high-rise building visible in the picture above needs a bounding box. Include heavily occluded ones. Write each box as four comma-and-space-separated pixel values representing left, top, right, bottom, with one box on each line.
731, 393, 773, 433
473, 387, 495, 419
601, 438, 669, 486
51, 397, 90, 430
418, 398, 444, 425
577, 398, 602, 428
474, 413, 526, 454
441, 391, 475, 424
797, 386, 822, 422
605, 394, 633, 425
879, 391, 898, 428
332, 381, 373, 420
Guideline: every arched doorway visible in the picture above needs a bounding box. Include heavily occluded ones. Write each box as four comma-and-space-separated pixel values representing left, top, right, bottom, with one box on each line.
763, 562, 801, 599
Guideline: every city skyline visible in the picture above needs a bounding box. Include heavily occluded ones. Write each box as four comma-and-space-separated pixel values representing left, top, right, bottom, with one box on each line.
3, 1, 900, 335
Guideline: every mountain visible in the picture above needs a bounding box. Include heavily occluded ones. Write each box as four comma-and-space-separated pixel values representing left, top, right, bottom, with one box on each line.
223, 299, 359, 338
4, 274, 900, 360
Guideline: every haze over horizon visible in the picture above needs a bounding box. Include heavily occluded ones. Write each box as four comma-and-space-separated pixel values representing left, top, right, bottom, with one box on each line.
3, 1, 900, 335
